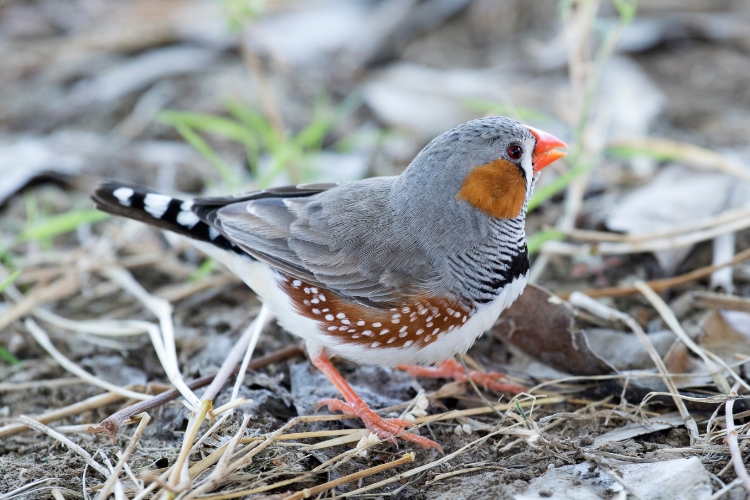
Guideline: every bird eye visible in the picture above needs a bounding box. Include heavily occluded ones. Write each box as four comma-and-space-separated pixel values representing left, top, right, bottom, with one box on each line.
506, 144, 523, 160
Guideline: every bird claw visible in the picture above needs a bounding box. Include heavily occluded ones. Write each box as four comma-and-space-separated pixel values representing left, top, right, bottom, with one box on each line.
397, 359, 527, 394
316, 397, 442, 453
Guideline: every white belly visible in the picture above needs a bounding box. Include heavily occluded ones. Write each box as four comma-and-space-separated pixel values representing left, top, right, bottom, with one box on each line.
189, 239, 528, 367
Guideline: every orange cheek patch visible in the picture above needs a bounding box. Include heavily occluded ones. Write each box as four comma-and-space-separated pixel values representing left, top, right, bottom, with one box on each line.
457, 159, 526, 219
280, 278, 473, 349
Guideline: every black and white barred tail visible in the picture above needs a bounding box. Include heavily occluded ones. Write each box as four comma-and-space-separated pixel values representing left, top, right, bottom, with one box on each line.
91, 182, 240, 252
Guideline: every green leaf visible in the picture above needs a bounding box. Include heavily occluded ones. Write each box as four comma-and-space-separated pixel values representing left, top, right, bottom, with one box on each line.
19, 210, 109, 242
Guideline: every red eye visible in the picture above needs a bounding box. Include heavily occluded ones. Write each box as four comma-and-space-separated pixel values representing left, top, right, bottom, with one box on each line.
506, 144, 523, 160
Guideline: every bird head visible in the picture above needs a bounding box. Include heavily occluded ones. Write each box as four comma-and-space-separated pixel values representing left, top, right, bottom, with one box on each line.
400, 116, 567, 221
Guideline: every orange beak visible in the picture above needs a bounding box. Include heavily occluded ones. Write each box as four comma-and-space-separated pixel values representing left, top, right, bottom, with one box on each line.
528, 126, 567, 173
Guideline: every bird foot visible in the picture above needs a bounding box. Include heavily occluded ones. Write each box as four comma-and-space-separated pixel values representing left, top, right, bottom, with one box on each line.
316, 398, 443, 452
397, 359, 527, 394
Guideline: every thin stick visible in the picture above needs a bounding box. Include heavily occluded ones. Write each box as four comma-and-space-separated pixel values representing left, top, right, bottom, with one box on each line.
634, 281, 731, 394
610, 137, 750, 180
561, 207, 750, 243
568, 292, 700, 444
282, 453, 415, 500
0, 274, 78, 332
692, 292, 750, 313
457, 355, 504, 420
542, 214, 750, 256
18, 415, 110, 478
95, 413, 151, 500
725, 382, 750, 494
102, 267, 200, 410
0, 389, 130, 439
166, 400, 212, 493
89, 344, 304, 439
0, 479, 56, 500
568, 246, 750, 299
181, 415, 252, 500
202, 306, 271, 403
24, 318, 152, 401
0, 377, 84, 392
338, 425, 511, 497
709, 479, 743, 500
231, 306, 272, 402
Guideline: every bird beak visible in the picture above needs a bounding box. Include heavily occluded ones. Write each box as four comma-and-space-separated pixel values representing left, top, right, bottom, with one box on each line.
528, 126, 568, 173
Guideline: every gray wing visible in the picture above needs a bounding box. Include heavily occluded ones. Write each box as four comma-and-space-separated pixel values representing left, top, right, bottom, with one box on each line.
198, 178, 436, 306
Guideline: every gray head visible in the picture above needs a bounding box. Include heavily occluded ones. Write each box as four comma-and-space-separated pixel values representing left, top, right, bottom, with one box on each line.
394, 116, 566, 220
391, 116, 566, 226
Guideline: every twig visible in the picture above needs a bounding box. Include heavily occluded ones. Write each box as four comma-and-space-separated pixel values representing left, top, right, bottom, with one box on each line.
541, 214, 750, 256
283, 453, 415, 500
181, 415, 252, 500
0, 377, 84, 392
0, 273, 79, 332
230, 306, 273, 402
337, 424, 513, 497
568, 291, 700, 444
692, 292, 750, 313
203, 305, 272, 404
0, 479, 56, 500
24, 318, 152, 400
634, 281, 732, 394
95, 413, 151, 500
18, 415, 110, 478
457, 355, 504, 420
560, 207, 750, 243
101, 266, 201, 410
568, 246, 750, 298
166, 400, 212, 495
88, 343, 304, 439
725, 382, 750, 494
610, 137, 750, 180
0, 389, 131, 439
709, 479, 744, 500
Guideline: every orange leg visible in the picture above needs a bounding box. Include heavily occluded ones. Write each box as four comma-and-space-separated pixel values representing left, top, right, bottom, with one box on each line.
397, 359, 527, 394
311, 354, 442, 452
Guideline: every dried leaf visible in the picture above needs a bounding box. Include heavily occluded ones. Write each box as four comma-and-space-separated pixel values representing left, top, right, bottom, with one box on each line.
492, 284, 614, 376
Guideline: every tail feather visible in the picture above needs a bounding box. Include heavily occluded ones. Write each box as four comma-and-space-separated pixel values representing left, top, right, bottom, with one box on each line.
91, 182, 240, 253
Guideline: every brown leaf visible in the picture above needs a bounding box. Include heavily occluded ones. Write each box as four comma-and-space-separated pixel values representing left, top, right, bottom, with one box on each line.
492, 284, 614, 376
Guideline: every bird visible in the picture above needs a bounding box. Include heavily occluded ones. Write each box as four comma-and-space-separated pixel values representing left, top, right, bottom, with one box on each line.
92, 116, 566, 452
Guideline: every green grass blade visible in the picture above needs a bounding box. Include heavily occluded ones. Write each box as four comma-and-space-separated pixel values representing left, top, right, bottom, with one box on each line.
158, 111, 258, 146
527, 230, 566, 255
19, 210, 109, 242
188, 258, 216, 282
528, 160, 595, 212
172, 122, 239, 189
0, 270, 22, 365
0, 269, 20, 293
0, 346, 19, 365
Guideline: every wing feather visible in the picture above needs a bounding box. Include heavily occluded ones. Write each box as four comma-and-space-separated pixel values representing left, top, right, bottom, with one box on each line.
201, 178, 435, 306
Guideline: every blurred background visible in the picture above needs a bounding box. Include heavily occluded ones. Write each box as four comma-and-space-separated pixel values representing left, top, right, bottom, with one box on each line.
2, 0, 750, 288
